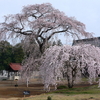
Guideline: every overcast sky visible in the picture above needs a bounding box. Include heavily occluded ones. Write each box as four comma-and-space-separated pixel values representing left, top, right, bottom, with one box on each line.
0, 0, 100, 39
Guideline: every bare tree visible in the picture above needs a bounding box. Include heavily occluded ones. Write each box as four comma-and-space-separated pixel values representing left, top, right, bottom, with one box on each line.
0, 3, 92, 54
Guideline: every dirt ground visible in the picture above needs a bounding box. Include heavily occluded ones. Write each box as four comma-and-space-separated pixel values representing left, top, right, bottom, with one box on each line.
0, 80, 45, 100
0, 80, 97, 100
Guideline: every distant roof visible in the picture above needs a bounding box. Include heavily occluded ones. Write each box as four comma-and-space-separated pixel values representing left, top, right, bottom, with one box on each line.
9, 63, 22, 71
73, 37, 100, 47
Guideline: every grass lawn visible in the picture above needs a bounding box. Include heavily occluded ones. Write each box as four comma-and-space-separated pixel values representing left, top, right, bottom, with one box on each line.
23, 94, 100, 100
24, 84, 100, 100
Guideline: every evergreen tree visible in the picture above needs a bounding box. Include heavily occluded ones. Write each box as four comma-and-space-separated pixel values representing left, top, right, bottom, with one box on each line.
0, 41, 12, 70
12, 43, 24, 63
0, 41, 24, 71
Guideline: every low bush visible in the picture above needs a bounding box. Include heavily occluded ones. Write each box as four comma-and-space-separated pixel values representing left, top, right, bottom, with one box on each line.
57, 85, 67, 89
2, 79, 7, 81
47, 96, 52, 100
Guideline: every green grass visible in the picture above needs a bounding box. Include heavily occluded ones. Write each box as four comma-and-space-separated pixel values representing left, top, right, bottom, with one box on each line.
53, 84, 100, 94
24, 84, 100, 100
23, 94, 100, 100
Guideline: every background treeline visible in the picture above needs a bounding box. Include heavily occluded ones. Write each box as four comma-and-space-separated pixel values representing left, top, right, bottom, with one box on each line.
0, 39, 63, 71
0, 41, 24, 71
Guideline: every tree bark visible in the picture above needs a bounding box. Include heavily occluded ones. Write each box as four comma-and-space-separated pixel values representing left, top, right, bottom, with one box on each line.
67, 79, 74, 88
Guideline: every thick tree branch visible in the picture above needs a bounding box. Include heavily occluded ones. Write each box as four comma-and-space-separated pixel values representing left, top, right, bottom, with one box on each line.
47, 28, 69, 40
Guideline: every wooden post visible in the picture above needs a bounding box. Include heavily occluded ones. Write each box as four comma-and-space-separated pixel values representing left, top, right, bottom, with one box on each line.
98, 79, 100, 88
26, 78, 29, 87
98, 74, 100, 88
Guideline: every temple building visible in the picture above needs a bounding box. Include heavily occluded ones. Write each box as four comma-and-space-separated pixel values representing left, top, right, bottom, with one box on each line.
72, 37, 100, 47
8, 63, 22, 80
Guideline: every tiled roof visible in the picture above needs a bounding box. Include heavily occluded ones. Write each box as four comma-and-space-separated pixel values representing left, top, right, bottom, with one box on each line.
73, 37, 100, 47
9, 63, 22, 71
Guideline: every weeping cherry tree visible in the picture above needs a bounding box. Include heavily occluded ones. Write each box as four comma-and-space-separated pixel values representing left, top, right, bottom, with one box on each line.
0, 3, 92, 81
0, 3, 92, 53
40, 44, 100, 90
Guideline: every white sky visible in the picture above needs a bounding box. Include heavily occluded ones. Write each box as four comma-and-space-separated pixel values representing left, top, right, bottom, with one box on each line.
0, 0, 100, 39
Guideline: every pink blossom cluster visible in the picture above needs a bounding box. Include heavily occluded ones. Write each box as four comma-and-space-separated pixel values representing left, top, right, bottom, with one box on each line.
40, 44, 100, 90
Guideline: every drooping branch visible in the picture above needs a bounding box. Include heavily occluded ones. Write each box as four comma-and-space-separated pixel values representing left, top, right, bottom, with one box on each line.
40, 44, 100, 90
0, 3, 93, 76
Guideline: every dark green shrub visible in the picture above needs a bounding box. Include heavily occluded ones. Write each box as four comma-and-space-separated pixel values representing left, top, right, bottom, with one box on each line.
2, 79, 7, 81
47, 96, 52, 100
57, 85, 67, 89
